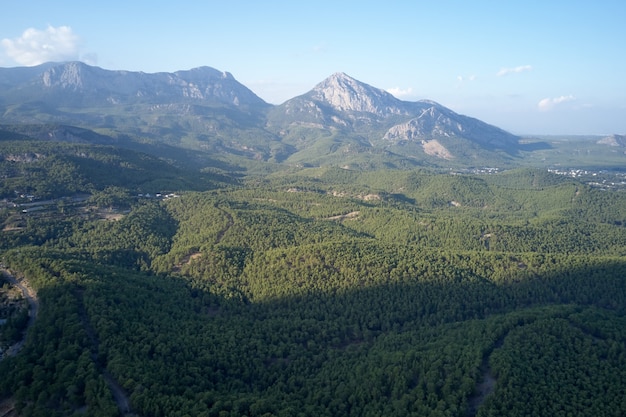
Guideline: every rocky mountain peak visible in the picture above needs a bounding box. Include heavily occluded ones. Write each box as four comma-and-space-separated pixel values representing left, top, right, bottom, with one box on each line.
309, 72, 411, 116
42, 61, 89, 89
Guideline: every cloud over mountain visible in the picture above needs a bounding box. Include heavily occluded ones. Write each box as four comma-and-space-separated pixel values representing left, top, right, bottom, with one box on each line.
386, 86, 414, 98
1, 25, 82, 66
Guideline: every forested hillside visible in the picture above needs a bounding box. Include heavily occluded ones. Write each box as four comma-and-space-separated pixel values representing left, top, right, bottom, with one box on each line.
1, 139, 626, 417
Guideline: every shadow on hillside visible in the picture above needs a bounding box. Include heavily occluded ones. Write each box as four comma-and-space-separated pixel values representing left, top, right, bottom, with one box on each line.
4, 252, 626, 417
497, 140, 552, 158
0, 123, 247, 174
518, 140, 553, 152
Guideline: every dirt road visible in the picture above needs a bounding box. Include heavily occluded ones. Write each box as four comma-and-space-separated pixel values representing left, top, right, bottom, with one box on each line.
0, 269, 38, 359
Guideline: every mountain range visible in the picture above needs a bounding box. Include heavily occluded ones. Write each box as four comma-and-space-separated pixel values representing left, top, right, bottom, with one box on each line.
1, 62, 534, 169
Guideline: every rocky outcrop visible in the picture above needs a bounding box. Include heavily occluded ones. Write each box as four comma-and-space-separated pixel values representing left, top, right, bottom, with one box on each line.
598, 134, 626, 147
11, 61, 269, 108
309, 72, 412, 116
383, 101, 518, 149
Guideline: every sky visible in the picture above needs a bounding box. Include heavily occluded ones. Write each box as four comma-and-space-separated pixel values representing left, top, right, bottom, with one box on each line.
1, 0, 625, 135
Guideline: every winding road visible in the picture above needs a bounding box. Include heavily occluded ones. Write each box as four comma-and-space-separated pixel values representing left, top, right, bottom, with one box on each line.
74, 288, 133, 416
215, 205, 234, 244
465, 331, 509, 416
0, 269, 38, 359
1, 270, 132, 415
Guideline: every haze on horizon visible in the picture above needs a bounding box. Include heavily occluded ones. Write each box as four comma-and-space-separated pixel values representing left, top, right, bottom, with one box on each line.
1, 1, 625, 136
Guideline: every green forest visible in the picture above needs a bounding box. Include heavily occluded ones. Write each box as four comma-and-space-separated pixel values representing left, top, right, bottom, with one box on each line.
1, 139, 626, 417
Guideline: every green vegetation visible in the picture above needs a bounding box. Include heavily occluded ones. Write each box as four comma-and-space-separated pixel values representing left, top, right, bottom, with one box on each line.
0, 138, 625, 417
0, 277, 29, 350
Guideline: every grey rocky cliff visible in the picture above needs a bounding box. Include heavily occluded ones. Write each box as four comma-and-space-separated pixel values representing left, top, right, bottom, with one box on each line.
309, 72, 412, 116
32, 62, 268, 107
384, 101, 518, 149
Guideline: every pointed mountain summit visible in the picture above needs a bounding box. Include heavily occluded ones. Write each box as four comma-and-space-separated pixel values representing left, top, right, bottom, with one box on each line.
268, 72, 521, 165
267, 72, 420, 132
308, 72, 413, 116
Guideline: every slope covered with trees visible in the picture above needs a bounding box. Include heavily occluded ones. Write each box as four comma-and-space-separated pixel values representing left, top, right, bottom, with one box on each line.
0, 139, 625, 417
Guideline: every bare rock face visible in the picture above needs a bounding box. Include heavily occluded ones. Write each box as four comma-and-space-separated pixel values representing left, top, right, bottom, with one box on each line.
384, 105, 466, 141
309, 72, 411, 116
383, 101, 518, 149
42, 61, 85, 89
26, 62, 268, 107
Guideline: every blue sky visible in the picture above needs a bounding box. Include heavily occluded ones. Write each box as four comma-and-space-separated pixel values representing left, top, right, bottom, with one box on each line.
2, 1, 625, 135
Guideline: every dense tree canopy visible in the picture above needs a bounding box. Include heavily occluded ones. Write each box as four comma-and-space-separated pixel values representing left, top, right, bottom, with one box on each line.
1, 140, 626, 416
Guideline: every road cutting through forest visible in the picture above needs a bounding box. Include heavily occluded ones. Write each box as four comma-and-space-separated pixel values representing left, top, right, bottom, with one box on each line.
0, 269, 38, 360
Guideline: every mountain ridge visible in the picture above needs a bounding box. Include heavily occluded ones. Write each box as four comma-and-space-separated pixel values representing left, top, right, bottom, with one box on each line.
1, 61, 269, 108
0, 61, 532, 168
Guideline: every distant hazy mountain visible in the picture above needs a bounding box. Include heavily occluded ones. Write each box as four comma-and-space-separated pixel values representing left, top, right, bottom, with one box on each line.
598, 134, 626, 147
0, 62, 528, 168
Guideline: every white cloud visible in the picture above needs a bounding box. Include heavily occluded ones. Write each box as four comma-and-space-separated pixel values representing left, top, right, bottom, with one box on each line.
457, 75, 476, 82
386, 86, 414, 98
538, 95, 576, 111
1, 25, 82, 66
496, 65, 533, 77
